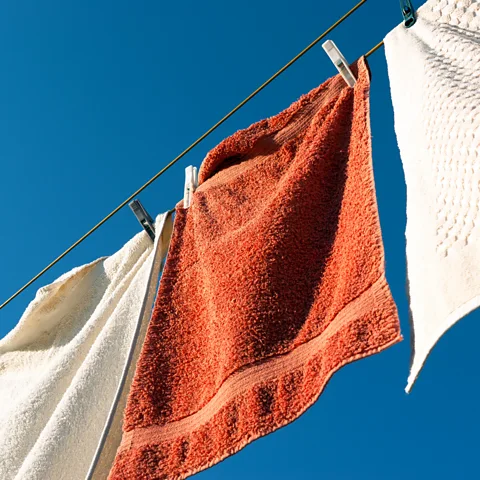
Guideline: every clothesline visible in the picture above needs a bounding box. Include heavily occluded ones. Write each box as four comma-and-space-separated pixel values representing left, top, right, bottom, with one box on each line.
0, 0, 387, 312
365, 39, 384, 57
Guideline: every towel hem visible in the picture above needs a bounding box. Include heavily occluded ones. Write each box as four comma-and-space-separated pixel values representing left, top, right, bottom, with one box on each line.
110, 274, 401, 479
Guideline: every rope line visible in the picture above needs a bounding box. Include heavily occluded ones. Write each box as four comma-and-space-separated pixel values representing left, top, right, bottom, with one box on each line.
0, 0, 369, 311
365, 40, 384, 58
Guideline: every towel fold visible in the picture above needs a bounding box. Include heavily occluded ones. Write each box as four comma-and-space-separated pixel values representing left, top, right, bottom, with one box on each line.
0, 213, 173, 480
384, 0, 480, 392
110, 57, 401, 480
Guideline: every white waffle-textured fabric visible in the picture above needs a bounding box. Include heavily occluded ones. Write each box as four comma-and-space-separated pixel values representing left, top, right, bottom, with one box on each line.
385, 0, 480, 392
0, 213, 173, 480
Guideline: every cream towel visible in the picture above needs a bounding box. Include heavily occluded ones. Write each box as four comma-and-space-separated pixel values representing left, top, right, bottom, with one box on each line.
0, 212, 173, 480
385, 0, 480, 392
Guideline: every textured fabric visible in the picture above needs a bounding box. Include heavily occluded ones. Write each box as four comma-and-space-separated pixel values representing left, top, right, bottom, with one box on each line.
0, 213, 173, 480
384, 0, 480, 392
110, 57, 401, 480
89, 213, 174, 480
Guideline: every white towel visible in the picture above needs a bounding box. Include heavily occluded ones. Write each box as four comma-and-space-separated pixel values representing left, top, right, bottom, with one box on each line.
0, 212, 173, 480
384, 0, 480, 392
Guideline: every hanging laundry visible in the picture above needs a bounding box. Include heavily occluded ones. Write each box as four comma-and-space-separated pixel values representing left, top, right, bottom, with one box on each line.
109, 57, 401, 480
0, 213, 173, 480
384, 0, 480, 392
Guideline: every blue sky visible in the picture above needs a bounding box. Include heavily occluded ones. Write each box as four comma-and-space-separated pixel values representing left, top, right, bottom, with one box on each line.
1, 1, 479, 478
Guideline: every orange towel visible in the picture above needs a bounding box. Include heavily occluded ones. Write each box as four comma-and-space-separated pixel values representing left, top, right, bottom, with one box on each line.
109, 57, 402, 480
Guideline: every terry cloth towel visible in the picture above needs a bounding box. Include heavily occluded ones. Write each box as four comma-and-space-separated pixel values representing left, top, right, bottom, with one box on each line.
0, 212, 173, 480
384, 0, 480, 392
109, 57, 402, 480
